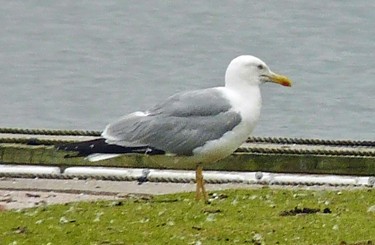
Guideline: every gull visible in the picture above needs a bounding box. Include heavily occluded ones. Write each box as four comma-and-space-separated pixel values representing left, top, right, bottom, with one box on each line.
57, 55, 292, 203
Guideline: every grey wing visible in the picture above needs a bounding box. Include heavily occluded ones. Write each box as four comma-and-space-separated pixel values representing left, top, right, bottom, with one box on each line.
102, 88, 242, 155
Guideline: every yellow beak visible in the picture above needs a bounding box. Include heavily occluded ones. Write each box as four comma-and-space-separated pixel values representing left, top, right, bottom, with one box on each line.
265, 73, 292, 87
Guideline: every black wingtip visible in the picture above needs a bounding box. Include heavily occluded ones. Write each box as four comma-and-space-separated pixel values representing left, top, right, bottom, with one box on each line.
56, 138, 165, 157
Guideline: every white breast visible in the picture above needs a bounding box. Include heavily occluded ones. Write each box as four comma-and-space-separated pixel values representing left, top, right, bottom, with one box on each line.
192, 86, 262, 163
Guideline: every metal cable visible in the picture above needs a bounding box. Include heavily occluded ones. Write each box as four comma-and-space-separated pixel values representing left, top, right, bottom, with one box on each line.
247, 136, 375, 147
236, 146, 375, 157
2, 127, 375, 147
1, 127, 375, 156
1, 127, 375, 147
0, 127, 101, 136
0, 172, 371, 187
0, 137, 76, 145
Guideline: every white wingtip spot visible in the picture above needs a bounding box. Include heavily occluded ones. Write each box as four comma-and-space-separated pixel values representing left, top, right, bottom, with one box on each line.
134, 111, 149, 117
86, 154, 121, 162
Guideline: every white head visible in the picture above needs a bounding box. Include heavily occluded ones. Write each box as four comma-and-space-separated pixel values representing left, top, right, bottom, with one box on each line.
225, 55, 292, 88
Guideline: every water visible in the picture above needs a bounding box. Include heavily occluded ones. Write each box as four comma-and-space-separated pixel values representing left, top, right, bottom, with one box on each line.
1, 0, 375, 140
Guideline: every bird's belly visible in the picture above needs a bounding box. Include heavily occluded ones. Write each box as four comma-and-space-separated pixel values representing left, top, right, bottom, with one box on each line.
190, 87, 261, 164
192, 120, 256, 164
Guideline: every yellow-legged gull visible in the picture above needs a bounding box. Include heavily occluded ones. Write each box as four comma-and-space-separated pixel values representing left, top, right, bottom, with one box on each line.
57, 55, 292, 203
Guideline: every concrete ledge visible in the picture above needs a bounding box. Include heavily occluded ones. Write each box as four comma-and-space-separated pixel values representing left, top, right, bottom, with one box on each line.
0, 164, 60, 175
64, 167, 145, 180
0, 165, 374, 187
1, 141, 375, 176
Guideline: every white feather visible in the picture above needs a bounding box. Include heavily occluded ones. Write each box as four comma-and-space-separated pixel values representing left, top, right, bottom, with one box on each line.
86, 153, 121, 162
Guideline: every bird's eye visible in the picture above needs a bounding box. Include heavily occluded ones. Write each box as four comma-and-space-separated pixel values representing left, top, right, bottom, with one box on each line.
257, 64, 264, 70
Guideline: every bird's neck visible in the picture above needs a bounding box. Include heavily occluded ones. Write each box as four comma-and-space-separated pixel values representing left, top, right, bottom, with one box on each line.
223, 76, 262, 127
225, 77, 261, 100
221, 79, 262, 139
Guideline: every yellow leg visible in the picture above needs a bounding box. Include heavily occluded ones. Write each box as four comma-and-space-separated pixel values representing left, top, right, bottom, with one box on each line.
195, 165, 209, 203
195, 166, 202, 202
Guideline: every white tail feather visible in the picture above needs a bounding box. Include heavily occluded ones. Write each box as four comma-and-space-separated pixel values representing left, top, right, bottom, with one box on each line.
86, 153, 121, 162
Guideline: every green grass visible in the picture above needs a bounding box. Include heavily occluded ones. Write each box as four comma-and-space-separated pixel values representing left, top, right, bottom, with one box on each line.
1, 188, 375, 245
